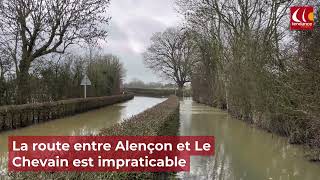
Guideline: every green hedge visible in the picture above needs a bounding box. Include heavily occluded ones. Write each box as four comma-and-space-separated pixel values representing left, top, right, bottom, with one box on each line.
0, 94, 134, 131
125, 88, 176, 97
126, 88, 192, 97
9, 96, 180, 180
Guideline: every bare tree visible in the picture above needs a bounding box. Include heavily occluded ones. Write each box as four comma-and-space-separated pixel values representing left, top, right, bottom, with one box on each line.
143, 27, 197, 94
0, 0, 110, 104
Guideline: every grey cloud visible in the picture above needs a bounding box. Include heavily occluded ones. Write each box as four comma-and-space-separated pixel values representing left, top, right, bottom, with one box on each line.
103, 0, 180, 83
107, 22, 129, 42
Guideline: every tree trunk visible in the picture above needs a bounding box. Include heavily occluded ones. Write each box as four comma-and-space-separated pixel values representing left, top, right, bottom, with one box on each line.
0, 76, 4, 106
16, 60, 31, 104
177, 83, 184, 97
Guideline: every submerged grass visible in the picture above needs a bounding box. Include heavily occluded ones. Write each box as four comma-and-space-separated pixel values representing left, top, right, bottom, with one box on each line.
8, 96, 180, 180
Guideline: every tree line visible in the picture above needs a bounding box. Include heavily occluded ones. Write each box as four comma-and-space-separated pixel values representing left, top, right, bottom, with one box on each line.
124, 78, 176, 89
0, 0, 124, 105
144, 0, 320, 151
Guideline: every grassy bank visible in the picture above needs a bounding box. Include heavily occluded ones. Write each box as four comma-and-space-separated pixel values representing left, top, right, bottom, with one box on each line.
9, 96, 180, 179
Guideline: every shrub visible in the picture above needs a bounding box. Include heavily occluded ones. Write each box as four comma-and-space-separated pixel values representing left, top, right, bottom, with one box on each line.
0, 94, 134, 131
126, 88, 191, 97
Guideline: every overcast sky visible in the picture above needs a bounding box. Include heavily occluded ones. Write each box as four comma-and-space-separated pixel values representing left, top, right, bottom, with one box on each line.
101, 0, 181, 83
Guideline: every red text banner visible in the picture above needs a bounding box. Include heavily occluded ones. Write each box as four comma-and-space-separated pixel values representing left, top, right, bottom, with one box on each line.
8, 136, 215, 172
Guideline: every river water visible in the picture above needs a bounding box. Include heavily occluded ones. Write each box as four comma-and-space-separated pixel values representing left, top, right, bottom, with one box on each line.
0, 97, 319, 179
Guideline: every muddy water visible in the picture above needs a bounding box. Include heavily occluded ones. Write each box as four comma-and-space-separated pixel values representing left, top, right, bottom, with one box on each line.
1, 97, 319, 179
0, 97, 166, 154
179, 99, 320, 180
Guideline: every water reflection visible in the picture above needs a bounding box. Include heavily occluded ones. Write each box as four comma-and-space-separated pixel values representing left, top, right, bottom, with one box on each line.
178, 99, 320, 180
119, 97, 167, 121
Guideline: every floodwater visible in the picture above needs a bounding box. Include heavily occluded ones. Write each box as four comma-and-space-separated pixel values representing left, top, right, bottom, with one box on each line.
0, 96, 166, 175
0, 97, 166, 154
1, 97, 319, 179
178, 99, 320, 180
